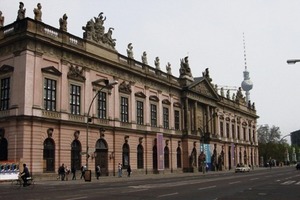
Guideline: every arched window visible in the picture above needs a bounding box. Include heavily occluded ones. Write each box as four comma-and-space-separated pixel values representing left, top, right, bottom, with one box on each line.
137, 144, 144, 169
176, 147, 182, 168
122, 143, 130, 169
43, 138, 55, 172
164, 146, 169, 169
71, 140, 81, 170
0, 137, 8, 161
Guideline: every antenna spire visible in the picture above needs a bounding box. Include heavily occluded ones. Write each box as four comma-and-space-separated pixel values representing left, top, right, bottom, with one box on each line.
243, 32, 247, 70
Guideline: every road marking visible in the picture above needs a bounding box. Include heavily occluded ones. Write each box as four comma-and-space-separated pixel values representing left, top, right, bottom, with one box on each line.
122, 189, 148, 193
229, 181, 241, 185
157, 192, 178, 198
65, 197, 88, 200
198, 185, 217, 190
250, 178, 259, 181
296, 182, 300, 185
281, 180, 296, 185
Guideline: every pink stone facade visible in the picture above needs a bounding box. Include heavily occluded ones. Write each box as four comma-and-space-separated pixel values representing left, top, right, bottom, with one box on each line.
0, 17, 258, 176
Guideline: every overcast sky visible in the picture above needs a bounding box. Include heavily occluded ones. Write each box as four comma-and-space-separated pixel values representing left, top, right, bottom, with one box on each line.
2, 0, 300, 142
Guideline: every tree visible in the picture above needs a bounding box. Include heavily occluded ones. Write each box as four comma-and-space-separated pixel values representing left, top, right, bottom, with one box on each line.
257, 124, 289, 165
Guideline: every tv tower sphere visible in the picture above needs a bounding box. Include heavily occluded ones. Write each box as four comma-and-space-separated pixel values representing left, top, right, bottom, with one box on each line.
241, 70, 253, 92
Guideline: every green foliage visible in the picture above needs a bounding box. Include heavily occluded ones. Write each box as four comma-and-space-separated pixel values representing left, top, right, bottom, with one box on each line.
257, 124, 290, 164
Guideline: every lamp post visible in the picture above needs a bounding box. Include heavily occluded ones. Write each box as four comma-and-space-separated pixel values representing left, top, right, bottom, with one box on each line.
86, 79, 118, 170
287, 59, 300, 64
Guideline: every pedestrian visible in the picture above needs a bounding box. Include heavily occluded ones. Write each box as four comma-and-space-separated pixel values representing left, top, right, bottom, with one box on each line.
127, 165, 132, 177
118, 163, 122, 177
58, 163, 65, 181
65, 165, 70, 181
96, 165, 101, 180
80, 165, 86, 179
71, 165, 76, 180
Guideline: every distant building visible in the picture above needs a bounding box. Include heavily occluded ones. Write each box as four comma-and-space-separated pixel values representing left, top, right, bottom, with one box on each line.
291, 130, 300, 146
0, 6, 259, 175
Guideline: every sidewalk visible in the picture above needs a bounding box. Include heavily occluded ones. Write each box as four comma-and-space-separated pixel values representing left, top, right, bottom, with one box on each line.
32, 167, 266, 184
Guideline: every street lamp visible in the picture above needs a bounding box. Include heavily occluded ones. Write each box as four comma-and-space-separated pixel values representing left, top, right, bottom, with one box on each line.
86, 79, 118, 171
287, 59, 300, 64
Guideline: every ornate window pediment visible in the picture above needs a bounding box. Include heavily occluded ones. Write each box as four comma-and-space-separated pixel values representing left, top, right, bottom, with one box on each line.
149, 95, 159, 102
135, 91, 146, 98
162, 99, 171, 105
67, 64, 86, 82
41, 66, 62, 76
119, 81, 132, 94
173, 102, 182, 108
0, 65, 14, 75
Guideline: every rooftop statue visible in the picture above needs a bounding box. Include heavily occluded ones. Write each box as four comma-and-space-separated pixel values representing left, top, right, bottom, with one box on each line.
127, 43, 134, 59
82, 13, 116, 49
202, 68, 212, 82
154, 57, 160, 70
59, 14, 68, 32
33, 3, 42, 22
166, 62, 172, 75
141, 51, 148, 65
0, 11, 4, 28
16, 2, 26, 21
179, 56, 192, 78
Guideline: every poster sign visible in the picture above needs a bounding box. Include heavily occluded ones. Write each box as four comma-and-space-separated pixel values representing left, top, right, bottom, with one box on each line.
200, 144, 211, 165
0, 161, 20, 181
157, 133, 164, 171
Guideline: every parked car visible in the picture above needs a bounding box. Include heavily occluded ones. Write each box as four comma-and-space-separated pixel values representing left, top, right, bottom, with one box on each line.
235, 164, 250, 173
296, 162, 300, 170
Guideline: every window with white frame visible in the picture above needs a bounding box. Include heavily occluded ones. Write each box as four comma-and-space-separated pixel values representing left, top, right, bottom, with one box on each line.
70, 84, 81, 115
44, 78, 56, 111
0, 77, 10, 111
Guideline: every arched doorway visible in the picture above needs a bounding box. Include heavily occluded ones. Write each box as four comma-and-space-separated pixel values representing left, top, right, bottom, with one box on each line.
122, 143, 130, 169
71, 140, 81, 170
0, 137, 8, 161
152, 145, 157, 170
137, 144, 144, 169
164, 146, 169, 169
176, 147, 182, 168
43, 138, 55, 172
95, 139, 108, 176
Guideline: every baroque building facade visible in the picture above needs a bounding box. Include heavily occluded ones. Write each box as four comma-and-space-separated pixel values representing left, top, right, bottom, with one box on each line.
0, 10, 258, 176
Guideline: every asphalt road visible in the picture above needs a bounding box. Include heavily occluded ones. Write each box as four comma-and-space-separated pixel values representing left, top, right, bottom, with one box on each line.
0, 167, 299, 200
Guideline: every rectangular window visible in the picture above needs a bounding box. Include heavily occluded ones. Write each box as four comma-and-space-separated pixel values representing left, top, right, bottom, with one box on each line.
136, 101, 144, 125
237, 125, 240, 140
163, 107, 169, 129
226, 123, 230, 138
0, 77, 10, 110
220, 121, 224, 137
120, 97, 129, 122
44, 78, 56, 111
174, 110, 180, 130
70, 84, 81, 115
232, 124, 235, 139
150, 104, 157, 127
98, 91, 106, 119
243, 127, 246, 140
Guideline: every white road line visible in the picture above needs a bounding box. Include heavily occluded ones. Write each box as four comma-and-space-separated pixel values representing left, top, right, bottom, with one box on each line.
198, 185, 217, 190
157, 192, 178, 198
122, 189, 149, 193
229, 181, 241, 185
281, 180, 296, 185
296, 182, 300, 185
250, 178, 259, 181
65, 197, 88, 200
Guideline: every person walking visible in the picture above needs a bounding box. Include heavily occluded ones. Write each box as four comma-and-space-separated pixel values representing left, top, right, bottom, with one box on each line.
58, 163, 65, 181
118, 163, 122, 177
96, 165, 101, 180
65, 165, 70, 181
71, 165, 76, 180
127, 165, 132, 177
80, 165, 86, 179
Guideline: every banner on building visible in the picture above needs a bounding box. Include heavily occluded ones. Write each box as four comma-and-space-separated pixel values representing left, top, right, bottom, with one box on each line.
157, 133, 164, 171
200, 144, 211, 165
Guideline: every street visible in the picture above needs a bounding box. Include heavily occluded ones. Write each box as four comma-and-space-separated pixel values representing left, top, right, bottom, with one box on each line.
0, 167, 299, 200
